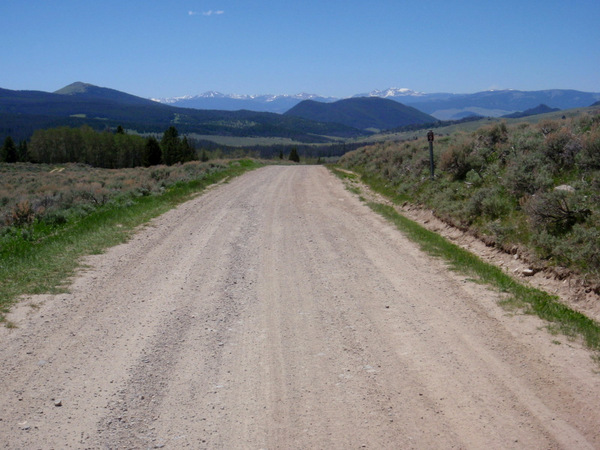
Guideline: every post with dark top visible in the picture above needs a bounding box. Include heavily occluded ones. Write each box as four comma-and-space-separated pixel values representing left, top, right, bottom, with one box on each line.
427, 130, 435, 180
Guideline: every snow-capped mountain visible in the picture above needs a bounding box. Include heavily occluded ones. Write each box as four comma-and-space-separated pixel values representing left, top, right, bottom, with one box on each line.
152, 91, 337, 113
151, 88, 600, 120
354, 87, 426, 98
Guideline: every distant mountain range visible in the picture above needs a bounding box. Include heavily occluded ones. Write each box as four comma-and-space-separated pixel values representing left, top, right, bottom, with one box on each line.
155, 87, 600, 120
399, 89, 600, 120
2, 82, 599, 144
0, 82, 366, 143
151, 92, 338, 114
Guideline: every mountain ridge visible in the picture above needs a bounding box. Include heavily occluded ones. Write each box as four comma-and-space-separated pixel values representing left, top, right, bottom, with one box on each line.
284, 97, 436, 131
151, 91, 338, 114
0, 83, 368, 142
502, 104, 561, 119
155, 87, 600, 119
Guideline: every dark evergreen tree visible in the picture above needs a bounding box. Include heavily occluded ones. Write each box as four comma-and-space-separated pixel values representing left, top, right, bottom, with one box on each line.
180, 136, 196, 162
18, 140, 29, 162
1, 136, 18, 163
143, 137, 162, 167
200, 149, 209, 162
288, 147, 300, 163
160, 126, 180, 165
116, 125, 125, 135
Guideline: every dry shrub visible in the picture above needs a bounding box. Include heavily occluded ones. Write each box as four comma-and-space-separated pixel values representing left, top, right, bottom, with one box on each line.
524, 191, 590, 235
439, 136, 474, 180
9, 201, 35, 227
537, 119, 561, 136
543, 127, 581, 168
578, 127, 600, 169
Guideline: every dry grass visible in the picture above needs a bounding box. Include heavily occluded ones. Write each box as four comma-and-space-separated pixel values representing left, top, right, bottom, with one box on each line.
0, 161, 229, 229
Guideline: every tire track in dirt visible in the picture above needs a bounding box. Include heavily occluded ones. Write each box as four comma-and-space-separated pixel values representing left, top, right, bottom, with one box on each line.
1, 166, 599, 449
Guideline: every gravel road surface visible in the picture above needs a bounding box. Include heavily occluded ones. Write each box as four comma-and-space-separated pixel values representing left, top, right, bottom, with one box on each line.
1, 165, 599, 449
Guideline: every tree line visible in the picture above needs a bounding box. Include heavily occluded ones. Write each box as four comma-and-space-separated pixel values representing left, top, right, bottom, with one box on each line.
1, 125, 199, 168
2, 124, 368, 167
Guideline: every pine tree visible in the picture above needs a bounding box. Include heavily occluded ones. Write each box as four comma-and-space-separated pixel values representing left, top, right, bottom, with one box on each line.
143, 137, 162, 167
180, 136, 196, 162
160, 126, 180, 166
18, 140, 29, 162
288, 147, 300, 163
1, 136, 18, 163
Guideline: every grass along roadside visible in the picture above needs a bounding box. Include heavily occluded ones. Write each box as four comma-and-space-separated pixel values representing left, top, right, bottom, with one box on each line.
330, 167, 600, 353
0, 159, 263, 324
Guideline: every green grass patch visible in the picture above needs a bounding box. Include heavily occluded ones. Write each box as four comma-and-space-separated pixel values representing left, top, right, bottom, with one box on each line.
0, 159, 263, 322
366, 201, 600, 351
332, 163, 600, 352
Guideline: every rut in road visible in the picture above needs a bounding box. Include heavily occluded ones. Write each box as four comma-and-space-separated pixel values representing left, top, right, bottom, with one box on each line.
1, 165, 599, 449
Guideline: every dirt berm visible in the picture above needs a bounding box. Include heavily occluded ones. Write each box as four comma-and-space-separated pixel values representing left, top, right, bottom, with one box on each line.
1, 166, 599, 448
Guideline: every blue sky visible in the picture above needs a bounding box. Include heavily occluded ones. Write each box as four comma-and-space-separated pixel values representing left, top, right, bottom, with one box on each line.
2, 0, 599, 98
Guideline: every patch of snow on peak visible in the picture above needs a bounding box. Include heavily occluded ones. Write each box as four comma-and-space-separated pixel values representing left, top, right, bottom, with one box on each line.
372, 87, 425, 98
150, 95, 195, 104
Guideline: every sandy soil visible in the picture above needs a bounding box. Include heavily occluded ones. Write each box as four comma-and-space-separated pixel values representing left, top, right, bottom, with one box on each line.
1, 165, 599, 449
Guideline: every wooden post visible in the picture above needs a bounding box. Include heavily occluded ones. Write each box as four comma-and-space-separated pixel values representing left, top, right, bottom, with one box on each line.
427, 130, 435, 180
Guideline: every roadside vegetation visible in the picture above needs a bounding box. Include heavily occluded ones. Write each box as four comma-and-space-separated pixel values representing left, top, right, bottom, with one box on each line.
338, 111, 600, 286
0, 159, 262, 323
368, 200, 600, 351
334, 110, 600, 351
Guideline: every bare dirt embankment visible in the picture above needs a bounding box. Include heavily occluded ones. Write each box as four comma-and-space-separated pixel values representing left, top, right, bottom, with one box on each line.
1, 166, 599, 449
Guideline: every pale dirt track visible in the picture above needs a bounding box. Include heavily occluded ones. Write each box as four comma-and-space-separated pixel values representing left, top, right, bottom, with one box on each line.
1, 166, 600, 449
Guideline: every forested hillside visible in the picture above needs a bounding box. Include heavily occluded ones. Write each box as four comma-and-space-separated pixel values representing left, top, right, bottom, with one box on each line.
0, 84, 368, 143
285, 97, 436, 130
339, 111, 600, 284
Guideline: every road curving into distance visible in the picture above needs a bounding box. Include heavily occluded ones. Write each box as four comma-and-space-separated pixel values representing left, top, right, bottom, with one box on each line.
1, 165, 599, 448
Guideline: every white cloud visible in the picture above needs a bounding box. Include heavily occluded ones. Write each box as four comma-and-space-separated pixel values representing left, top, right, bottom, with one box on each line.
203, 10, 224, 16
188, 10, 199, 16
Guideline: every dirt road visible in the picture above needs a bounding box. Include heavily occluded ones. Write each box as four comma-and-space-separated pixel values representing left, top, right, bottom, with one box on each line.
1, 166, 599, 449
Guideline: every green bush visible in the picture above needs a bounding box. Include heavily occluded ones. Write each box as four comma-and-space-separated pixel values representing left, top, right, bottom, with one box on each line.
577, 127, 600, 169
504, 151, 553, 196
542, 128, 581, 169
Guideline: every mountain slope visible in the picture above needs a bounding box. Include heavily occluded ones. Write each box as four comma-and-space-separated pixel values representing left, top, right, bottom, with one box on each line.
0, 84, 368, 142
502, 104, 561, 119
402, 89, 600, 120
55, 81, 158, 106
284, 97, 436, 130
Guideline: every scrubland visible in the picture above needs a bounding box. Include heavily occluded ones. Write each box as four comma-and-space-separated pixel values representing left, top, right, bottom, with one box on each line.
339, 112, 600, 286
0, 159, 260, 320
